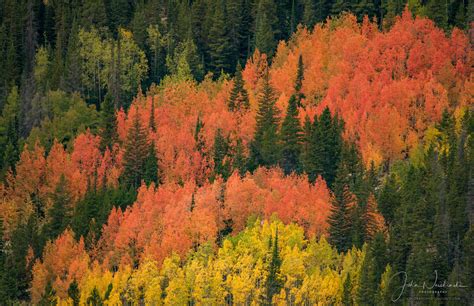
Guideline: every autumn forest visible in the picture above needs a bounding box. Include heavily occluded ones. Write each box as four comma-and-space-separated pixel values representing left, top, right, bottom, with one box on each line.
0, 0, 473, 305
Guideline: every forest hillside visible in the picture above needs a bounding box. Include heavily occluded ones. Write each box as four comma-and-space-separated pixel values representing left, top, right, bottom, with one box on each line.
0, 1, 473, 305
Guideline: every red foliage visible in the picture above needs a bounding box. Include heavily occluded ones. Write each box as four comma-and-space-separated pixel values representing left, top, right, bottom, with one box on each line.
31, 229, 89, 303
97, 168, 332, 267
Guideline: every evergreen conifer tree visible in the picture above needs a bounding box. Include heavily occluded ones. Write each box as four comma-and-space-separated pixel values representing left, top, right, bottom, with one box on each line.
99, 93, 117, 152
358, 244, 377, 305
39, 281, 57, 306
0, 86, 20, 176
342, 272, 352, 305
149, 99, 156, 132
328, 169, 356, 252
122, 108, 149, 189
306, 107, 344, 186
299, 114, 312, 174
255, 0, 278, 58
266, 230, 282, 304
213, 128, 232, 180
233, 138, 247, 177
68, 280, 80, 306
46, 175, 71, 241
249, 70, 281, 169
143, 140, 159, 186
294, 54, 305, 104
426, 0, 448, 29
62, 17, 82, 94
228, 62, 249, 112
208, 0, 233, 76
280, 95, 301, 174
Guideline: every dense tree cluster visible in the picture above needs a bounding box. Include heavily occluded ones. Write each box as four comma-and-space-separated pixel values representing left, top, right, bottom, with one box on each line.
0, 7, 471, 305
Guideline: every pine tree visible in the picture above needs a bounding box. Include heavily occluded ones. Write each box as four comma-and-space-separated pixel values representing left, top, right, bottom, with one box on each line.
87, 287, 103, 305
328, 171, 356, 252
265, 230, 282, 304
358, 244, 377, 305
227, 0, 253, 63
306, 107, 344, 186
2, 119, 19, 176
319, 107, 344, 187
426, 0, 448, 29
104, 0, 133, 35
332, 0, 354, 15
62, 17, 82, 94
280, 95, 301, 175
39, 281, 57, 306
81, 0, 108, 29
4, 215, 41, 301
228, 62, 249, 112
213, 128, 232, 180
299, 115, 312, 174
383, 0, 404, 29
249, 70, 281, 169
0, 85, 20, 177
355, 0, 376, 21
143, 140, 159, 186
294, 54, 305, 104
342, 272, 352, 305
233, 138, 247, 177
255, 0, 278, 58
122, 108, 149, 189
46, 175, 71, 241
149, 99, 156, 132
378, 174, 400, 225
68, 280, 80, 306
99, 93, 118, 152
358, 234, 387, 305
208, 0, 233, 77
302, 0, 318, 28
194, 114, 206, 154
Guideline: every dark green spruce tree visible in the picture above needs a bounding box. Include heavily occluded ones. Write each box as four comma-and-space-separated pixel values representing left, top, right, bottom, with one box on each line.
306, 107, 344, 186
280, 94, 301, 175
265, 230, 282, 304
233, 137, 248, 177
99, 94, 118, 152
143, 140, 159, 187
39, 281, 57, 306
342, 272, 352, 305
249, 70, 281, 170
328, 167, 356, 252
294, 54, 305, 105
0, 85, 20, 178
299, 115, 312, 175
45, 174, 71, 241
68, 280, 80, 306
121, 108, 150, 189
208, 0, 233, 77
255, 0, 278, 58
213, 128, 232, 180
228, 62, 249, 112
358, 233, 387, 305
426, 0, 448, 30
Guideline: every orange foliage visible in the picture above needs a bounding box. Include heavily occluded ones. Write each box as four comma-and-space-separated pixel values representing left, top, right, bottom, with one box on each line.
31, 229, 89, 304
268, 11, 471, 166
1, 131, 123, 233
97, 168, 331, 268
